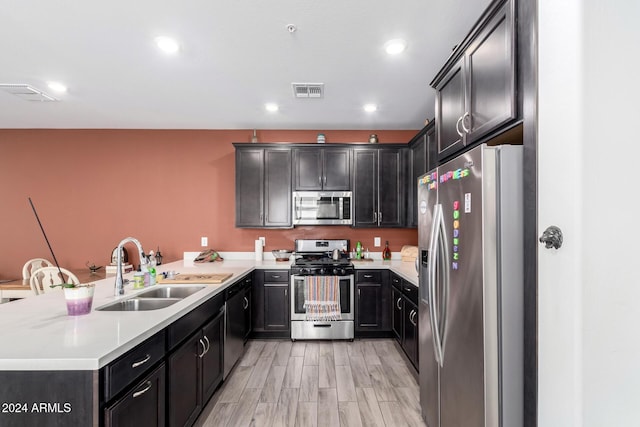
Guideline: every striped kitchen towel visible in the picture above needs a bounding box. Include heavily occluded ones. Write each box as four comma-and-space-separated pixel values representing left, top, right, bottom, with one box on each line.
303, 276, 342, 321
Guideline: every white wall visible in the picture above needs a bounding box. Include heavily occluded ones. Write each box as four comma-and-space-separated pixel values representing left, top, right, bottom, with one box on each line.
538, 0, 640, 425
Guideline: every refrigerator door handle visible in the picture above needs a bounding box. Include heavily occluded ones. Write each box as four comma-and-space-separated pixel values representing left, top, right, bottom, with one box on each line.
428, 204, 444, 366
437, 207, 451, 363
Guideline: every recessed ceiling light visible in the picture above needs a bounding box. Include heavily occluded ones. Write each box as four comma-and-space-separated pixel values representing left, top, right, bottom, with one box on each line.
265, 103, 279, 112
384, 39, 407, 55
154, 36, 180, 54
363, 104, 377, 113
47, 81, 67, 93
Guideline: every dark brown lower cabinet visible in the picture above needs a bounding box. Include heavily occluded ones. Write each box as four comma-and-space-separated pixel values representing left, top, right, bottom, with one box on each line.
264, 284, 289, 330
168, 309, 224, 427
355, 270, 391, 337
391, 274, 419, 370
105, 364, 166, 427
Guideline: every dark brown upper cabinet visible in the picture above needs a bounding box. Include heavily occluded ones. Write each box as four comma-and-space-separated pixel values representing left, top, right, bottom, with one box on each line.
432, 0, 516, 162
293, 147, 351, 191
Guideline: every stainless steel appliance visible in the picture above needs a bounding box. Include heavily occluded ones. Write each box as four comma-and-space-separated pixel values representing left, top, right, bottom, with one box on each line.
290, 239, 354, 340
224, 281, 245, 379
418, 144, 523, 427
292, 191, 352, 225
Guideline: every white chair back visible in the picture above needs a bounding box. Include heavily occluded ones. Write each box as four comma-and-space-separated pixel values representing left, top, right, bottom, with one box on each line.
22, 258, 54, 280
29, 267, 80, 295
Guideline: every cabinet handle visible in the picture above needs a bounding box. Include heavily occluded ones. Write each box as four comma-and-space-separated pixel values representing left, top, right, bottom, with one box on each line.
409, 310, 418, 326
198, 339, 206, 358
456, 116, 464, 137
132, 381, 152, 398
318, 176, 322, 186
272, 275, 280, 279
203, 335, 211, 355
373, 211, 377, 223
243, 296, 249, 309
131, 354, 151, 368
378, 211, 382, 225
461, 111, 472, 133
396, 297, 402, 310
323, 176, 327, 186
358, 288, 361, 298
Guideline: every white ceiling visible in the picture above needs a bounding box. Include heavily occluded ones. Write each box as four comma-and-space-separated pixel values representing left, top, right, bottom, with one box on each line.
0, 0, 490, 130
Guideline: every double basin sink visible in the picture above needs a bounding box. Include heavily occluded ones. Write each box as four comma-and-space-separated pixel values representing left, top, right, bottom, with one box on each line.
97, 286, 206, 311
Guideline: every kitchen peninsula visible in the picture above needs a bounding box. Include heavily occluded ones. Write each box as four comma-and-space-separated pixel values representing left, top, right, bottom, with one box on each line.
0, 254, 417, 427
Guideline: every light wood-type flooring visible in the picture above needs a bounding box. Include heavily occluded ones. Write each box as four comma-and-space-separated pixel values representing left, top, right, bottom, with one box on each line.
195, 339, 427, 427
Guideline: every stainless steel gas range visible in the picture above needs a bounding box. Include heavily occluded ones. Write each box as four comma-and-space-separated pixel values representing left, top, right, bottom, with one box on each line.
290, 239, 354, 341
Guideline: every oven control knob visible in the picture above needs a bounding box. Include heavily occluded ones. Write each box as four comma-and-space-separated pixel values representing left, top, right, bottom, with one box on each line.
303, 268, 311, 275
333, 268, 345, 276
319, 268, 327, 275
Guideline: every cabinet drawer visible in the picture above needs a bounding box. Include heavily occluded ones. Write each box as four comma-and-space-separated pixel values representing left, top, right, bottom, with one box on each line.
356, 270, 383, 283
104, 331, 166, 401
263, 270, 289, 283
402, 283, 418, 306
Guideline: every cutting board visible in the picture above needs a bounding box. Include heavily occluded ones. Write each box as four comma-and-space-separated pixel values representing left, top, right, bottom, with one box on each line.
156, 273, 233, 284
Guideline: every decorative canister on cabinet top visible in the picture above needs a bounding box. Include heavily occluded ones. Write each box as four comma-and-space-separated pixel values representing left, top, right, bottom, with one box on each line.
368, 134, 379, 144
317, 133, 326, 143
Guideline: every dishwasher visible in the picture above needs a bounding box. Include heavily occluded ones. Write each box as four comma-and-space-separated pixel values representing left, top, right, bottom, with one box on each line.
224, 281, 245, 379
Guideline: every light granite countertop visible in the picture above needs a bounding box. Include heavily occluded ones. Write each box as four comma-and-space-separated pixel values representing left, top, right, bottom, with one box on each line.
0, 253, 418, 371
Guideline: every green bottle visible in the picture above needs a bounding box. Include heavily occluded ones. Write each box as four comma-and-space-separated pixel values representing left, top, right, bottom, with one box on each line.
356, 241, 362, 259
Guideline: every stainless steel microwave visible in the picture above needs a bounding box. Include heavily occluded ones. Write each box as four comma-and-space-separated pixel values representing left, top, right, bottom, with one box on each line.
292, 191, 352, 225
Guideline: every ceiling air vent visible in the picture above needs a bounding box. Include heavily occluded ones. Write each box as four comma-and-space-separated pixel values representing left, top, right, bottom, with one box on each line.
292, 83, 324, 98
0, 84, 58, 102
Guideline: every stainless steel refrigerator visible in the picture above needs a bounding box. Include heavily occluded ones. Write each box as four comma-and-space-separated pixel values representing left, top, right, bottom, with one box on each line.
418, 143, 523, 427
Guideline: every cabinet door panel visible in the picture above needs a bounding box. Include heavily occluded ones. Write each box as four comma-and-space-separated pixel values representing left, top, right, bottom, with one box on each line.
392, 287, 403, 341
323, 148, 351, 190
235, 149, 264, 227
435, 59, 466, 162
264, 285, 289, 330
356, 283, 382, 329
352, 149, 378, 227
408, 134, 427, 228
403, 300, 419, 368
378, 149, 404, 227
467, 3, 515, 141
264, 149, 292, 227
294, 149, 323, 190
201, 311, 224, 404
105, 364, 166, 427
168, 333, 202, 427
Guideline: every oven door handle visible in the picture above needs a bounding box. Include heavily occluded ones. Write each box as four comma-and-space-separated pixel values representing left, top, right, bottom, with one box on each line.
312, 323, 332, 328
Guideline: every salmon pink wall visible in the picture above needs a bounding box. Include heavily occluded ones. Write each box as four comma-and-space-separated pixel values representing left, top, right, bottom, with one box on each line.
0, 129, 418, 279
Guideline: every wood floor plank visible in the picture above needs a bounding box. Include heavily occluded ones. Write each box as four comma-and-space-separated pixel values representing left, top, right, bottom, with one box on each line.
291, 341, 307, 357
367, 364, 392, 389
260, 365, 287, 403
378, 401, 410, 427
333, 341, 349, 366
317, 388, 340, 427
338, 401, 363, 427
246, 356, 274, 389
260, 340, 279, 360
393, 388, 426, 427
217, 365, 253, 403
361, 341, 382, 365
303, 342, 319, 366
335, 364, 357, 402
318, 356, 337, 388
347, 340, 364, 358
227, 388, 261, 427
273, 341, 293, 366
250, 402, 276, 427
299, 365, 319, 402
240, 341, 266, 367
318, 341, 334, 358
201, 402, 236, 427
356, 387, 385, 427
295, 401, 318, 427
350, 355, 372, 387
380, 358, 415, 388
282, 356, 304, 388
271, 388, 299, 427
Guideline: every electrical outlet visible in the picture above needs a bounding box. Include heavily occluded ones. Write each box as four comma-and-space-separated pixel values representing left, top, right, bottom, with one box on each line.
201, 237, 208, 247
259, 237, 266, 246
374, 237, 381, 247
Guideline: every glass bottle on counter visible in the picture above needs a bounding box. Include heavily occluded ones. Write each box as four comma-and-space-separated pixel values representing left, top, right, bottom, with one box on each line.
382, 241, 392, 260
147, 251, 157, 286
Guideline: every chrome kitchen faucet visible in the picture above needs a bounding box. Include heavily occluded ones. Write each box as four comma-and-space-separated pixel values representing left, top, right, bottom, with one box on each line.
114, 237, 147, 296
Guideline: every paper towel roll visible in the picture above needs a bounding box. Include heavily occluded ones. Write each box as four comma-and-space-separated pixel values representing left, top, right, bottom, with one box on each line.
255, 239, 263, 261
